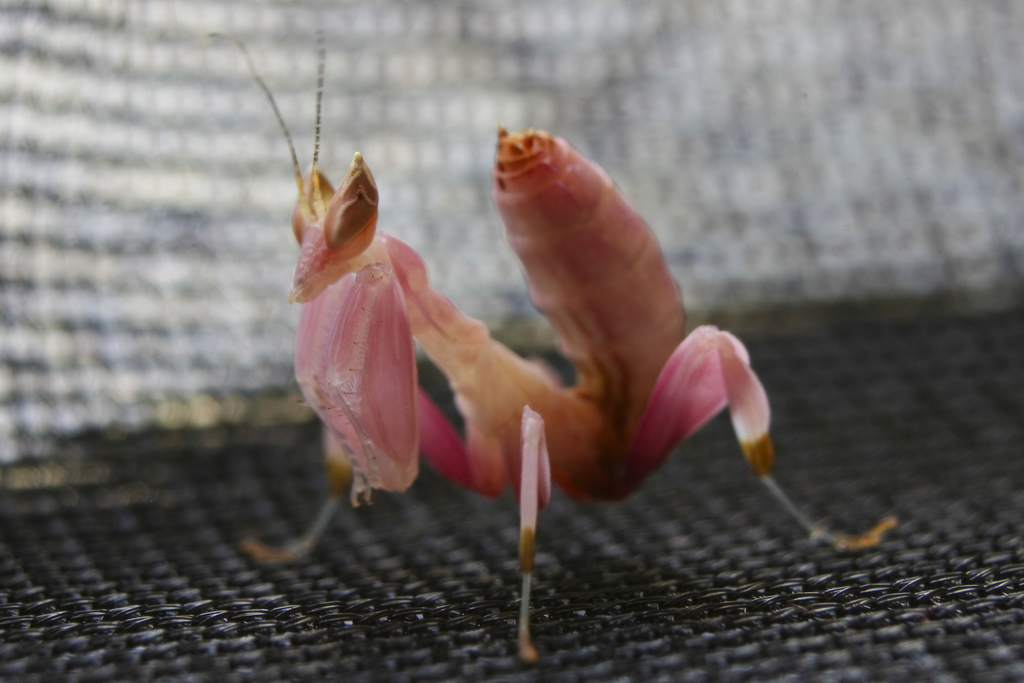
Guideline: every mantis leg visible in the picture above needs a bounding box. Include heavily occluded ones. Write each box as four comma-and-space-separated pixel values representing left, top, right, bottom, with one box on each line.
417, 388, 508, 498
517, 405, 551, 663
417, 396, 551, 661
242, 428, 351, 562
418, 387, 552, 663
627, 326, 896, 549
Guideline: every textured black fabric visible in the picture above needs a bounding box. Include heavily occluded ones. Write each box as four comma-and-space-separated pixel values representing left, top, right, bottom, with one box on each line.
1, 310, 1023, 682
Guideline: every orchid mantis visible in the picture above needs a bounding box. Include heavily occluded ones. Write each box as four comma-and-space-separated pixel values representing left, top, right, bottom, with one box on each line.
236, 45, 896, 662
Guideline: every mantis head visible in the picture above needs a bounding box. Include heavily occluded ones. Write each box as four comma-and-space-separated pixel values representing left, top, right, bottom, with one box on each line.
225, 31, 380, 304
289, 153, 379, 303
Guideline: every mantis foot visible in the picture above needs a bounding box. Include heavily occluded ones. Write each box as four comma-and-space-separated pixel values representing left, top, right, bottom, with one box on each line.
241, 493, 344, 563
517, 406, 551, 664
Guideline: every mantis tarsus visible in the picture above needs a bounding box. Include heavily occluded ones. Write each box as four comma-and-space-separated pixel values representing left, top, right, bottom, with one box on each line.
236, 44, 897, 663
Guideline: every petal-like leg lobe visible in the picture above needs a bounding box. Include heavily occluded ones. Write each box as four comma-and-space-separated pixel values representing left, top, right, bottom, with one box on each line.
624, 326, 751, 491
517, 406, 551, 664
629, 326, 895, 547
417, 388, 476, 491
519, 405, 552, 530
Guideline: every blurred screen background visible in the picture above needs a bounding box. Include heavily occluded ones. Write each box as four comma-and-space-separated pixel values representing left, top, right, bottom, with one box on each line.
2, 0, 1023, 461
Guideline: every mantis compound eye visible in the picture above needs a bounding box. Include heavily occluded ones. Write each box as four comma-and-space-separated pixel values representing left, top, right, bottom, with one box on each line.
323, 152, 378, 250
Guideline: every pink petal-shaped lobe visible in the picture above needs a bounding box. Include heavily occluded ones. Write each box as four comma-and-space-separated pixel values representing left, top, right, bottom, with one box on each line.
519, 405, 552, 532
624, 327, 768, 492
317, 262, 420, 492
417, 388, 476, 491
465, 421, 510, 498
716, 331, 771, 447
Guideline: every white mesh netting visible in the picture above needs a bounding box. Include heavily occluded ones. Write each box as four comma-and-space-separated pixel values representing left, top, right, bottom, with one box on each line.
2, 0, 1023, 458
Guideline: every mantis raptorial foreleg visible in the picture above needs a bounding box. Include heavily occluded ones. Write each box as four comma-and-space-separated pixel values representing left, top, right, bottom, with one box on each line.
233, 44, 896, 662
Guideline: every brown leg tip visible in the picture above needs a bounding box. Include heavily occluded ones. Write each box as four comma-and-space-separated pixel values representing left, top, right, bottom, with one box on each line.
240, 538, 305, 563
519, 635, 539, 664
833, 516, 899, 551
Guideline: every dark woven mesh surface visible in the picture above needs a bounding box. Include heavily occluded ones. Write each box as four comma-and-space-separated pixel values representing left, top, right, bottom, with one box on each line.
0, 308, 1022, 681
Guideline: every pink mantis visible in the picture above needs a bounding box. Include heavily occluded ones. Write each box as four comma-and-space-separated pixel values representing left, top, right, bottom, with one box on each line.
236, 46, 896, 662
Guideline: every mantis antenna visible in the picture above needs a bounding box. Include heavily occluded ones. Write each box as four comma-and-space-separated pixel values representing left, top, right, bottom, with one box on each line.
214, 33, 314, 223
309, 31, 327, 221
